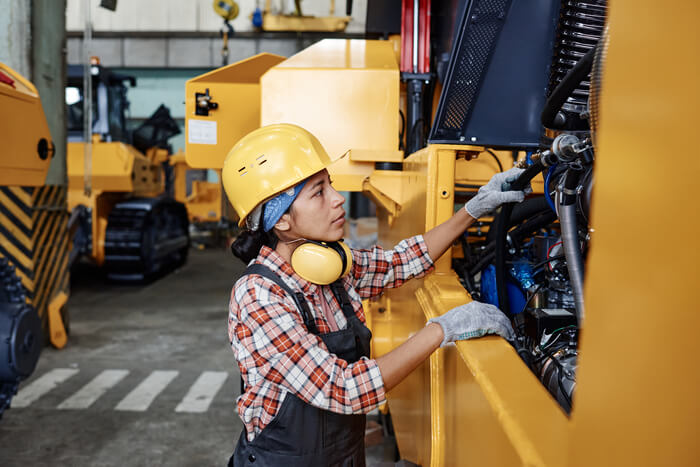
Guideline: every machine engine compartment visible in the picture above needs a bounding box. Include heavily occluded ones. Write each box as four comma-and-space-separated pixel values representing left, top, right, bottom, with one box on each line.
449, 0, 606, 413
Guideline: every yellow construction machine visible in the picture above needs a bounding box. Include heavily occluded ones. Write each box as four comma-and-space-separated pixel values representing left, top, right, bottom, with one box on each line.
185, 0, 699, 465
66, 63, 189, 281
0, 63, 68, 416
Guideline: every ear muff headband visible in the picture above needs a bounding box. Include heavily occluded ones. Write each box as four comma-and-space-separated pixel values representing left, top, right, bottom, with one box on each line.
290, 240, 353, 285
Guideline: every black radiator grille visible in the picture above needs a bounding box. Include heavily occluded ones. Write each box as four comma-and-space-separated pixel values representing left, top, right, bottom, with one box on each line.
437, 0, 512, 132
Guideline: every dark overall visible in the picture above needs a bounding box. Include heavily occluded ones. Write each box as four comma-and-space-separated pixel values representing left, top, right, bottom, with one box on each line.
229, 264, 372, 467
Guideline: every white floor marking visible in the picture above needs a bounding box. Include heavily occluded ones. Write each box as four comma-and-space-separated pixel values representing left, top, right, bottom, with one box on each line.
11, 368, 80, 408
57, 370, 130, 410
175, 371, 229, 413
114, 370, 179, 412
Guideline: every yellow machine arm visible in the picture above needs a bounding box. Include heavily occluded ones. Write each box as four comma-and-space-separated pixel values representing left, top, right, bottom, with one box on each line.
0, 63, 54, 186
0, 65, 67, 356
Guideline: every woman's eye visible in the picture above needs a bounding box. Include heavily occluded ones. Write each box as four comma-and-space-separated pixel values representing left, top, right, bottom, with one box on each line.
315, 190, 323, 197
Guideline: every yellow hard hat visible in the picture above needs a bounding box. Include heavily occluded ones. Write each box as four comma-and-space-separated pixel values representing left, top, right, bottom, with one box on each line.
222, 123, 333, 228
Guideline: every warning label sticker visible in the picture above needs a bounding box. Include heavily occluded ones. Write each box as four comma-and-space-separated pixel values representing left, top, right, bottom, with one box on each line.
188, 120, 217, 145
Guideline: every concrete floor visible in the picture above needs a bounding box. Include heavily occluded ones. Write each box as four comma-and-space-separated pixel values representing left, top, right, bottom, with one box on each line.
0, 248, 397, 467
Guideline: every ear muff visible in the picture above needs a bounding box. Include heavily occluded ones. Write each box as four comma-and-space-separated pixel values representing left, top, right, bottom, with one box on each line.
291, 240, 353, 285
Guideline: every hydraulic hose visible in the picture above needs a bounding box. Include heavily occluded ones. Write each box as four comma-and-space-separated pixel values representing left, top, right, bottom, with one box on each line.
493, 162, 545, 317
541, 45, 596, 129
471, 206, 556, 277
557, 169, 586, 324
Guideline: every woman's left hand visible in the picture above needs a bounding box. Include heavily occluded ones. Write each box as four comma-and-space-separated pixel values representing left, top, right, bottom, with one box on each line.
428, 301, 515, 346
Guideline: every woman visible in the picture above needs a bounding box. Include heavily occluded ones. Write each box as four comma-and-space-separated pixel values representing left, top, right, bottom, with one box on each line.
223, 124, 527, 466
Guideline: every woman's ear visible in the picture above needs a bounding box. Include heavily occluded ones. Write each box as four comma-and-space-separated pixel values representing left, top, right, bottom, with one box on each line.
274, 213, 291, 232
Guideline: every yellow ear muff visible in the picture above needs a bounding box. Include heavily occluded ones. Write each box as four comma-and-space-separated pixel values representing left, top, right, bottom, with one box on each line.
291, 240, 353, 285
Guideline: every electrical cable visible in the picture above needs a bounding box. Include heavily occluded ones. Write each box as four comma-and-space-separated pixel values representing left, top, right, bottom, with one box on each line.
541, 325, 577, 350
544, 164, 557, 212
532, 254, 566, 271
485, 149, 504, 172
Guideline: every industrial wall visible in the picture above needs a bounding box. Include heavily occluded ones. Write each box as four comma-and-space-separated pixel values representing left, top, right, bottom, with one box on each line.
63, 0, 369, 153
65, 0, 368, 68
66, 0, 367, 33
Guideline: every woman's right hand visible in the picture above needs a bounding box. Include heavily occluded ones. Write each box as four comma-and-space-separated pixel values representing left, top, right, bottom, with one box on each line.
464, 167, 531, 219
428, 301, 515, 346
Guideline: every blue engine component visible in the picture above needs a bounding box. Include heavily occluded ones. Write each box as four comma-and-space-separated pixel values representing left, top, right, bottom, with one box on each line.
510, 260, 536, 290
481, 264, 527, 315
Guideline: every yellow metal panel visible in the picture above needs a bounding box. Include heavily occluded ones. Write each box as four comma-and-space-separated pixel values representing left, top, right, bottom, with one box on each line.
0, 63, 53, 186
261, 40, 399, 161
382, 279, 433, 465
326, 156, 376, 192
369, 145, 571, 467
367, 149, 430, 464
261, 14, 351, 32
348, 149, 404, 163
185, 53, 286, 169
567, 2, 700, 466
68, 142, 137, 192
274, 39, 398, 70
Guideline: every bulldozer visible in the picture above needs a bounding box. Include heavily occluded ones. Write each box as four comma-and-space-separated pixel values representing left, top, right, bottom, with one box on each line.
184, 0, 699, 465
66, 62, 189, 282
0, 63, 67, 416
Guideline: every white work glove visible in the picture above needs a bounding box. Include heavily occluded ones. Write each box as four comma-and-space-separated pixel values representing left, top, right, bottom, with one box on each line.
465, 167, 531, 219
428, 301, 515, 347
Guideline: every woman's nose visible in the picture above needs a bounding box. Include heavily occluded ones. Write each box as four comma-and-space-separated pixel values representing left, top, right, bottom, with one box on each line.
331, 188, 345, 207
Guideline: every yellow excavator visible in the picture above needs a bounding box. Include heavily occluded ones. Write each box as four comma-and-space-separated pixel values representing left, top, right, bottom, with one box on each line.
66, 62, 189, 281
0, 63, 67, 416
185, 0, 698, 465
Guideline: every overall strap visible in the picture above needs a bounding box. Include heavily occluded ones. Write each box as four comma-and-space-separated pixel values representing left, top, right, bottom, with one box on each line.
329, 280, 357, 322
243, 264, 319, 335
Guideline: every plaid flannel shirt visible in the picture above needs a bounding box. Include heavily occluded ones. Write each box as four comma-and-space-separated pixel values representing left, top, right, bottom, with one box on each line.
228, 234, 435, 441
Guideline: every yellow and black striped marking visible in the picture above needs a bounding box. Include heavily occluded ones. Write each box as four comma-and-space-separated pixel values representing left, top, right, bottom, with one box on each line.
0, 185, 70, 326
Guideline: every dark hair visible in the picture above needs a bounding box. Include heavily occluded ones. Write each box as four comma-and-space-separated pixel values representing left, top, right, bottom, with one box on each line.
231, 229, 278, 264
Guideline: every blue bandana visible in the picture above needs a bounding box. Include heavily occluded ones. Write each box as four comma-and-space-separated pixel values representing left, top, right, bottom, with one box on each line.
262, 181, 307, 232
